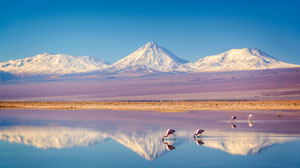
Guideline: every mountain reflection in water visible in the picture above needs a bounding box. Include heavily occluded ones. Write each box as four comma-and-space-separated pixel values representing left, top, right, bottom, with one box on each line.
0, 126, 299, 160
0, 108, 300, 167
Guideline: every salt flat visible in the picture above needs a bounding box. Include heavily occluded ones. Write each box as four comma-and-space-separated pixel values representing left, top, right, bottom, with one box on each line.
1, 100, 300, 112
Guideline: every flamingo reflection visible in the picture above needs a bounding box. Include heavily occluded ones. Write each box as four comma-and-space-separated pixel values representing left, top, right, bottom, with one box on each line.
162, 140, 176, 151
231, 122, 237, 128
195, 139, 204, 146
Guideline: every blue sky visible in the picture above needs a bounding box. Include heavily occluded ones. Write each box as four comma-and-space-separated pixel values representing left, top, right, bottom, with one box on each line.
0, 0, 300, 64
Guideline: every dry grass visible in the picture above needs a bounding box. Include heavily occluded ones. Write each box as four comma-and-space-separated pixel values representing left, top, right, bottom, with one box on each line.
0, 100, 300, 112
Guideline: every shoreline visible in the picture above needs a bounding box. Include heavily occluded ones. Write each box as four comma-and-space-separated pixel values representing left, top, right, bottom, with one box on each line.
0, 100, 300, 112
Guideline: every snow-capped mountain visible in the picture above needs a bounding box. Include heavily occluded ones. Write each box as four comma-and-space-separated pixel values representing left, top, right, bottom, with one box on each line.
188, 48, 299, 72
0, 45, 299, 76
108, 42, 189, 72
0, 53, 110, 75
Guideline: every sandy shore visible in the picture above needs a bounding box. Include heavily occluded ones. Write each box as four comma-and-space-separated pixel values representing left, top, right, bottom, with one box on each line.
0, 100, 300, 112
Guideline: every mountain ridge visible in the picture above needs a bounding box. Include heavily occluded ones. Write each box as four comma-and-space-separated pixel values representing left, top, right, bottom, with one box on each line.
0, 53, 110, 75
0, 42, 299, 75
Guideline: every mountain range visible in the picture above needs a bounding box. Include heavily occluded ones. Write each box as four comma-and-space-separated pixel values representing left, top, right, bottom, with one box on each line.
0, 42, 299, 75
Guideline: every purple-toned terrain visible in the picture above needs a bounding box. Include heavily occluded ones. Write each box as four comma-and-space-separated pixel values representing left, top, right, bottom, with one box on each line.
1, 67, 300, 101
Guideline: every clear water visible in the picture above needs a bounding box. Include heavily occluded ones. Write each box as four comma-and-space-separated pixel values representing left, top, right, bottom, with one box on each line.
0, 109, 300, 168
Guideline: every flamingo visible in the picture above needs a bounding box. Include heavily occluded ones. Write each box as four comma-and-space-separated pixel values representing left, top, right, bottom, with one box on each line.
162, 129, 176, 150
231, 116, 237, 122
193, 129, 204, 140
248, 114, 253, 127
230, 116, 237, 128
248, 114, 253, 121
193, 129, 205, 145
162, 129, 176, 140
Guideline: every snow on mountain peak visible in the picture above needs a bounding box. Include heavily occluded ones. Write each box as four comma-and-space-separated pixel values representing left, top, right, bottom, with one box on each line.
0, 46, 299, 75
0, 53, 110, 75
109, 42, 189, 72
188, 48, 299, 72
226, 48, 273, 59
144, 41, 158, 47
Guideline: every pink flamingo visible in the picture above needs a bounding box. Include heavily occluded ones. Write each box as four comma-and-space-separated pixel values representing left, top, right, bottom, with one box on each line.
193, 129, 205, 145
193, 129, 204, 140
162, 129, 176, 140
231, 116, 237, 122
248, 114, 253, 127
162, 129, 176, 150
230, 116, 237, 128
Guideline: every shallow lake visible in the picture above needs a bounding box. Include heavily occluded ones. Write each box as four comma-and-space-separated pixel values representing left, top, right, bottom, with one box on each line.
0, 109, 299, 168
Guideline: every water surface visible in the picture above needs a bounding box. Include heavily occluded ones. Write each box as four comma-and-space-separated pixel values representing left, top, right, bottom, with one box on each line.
0, 109, 299, 167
